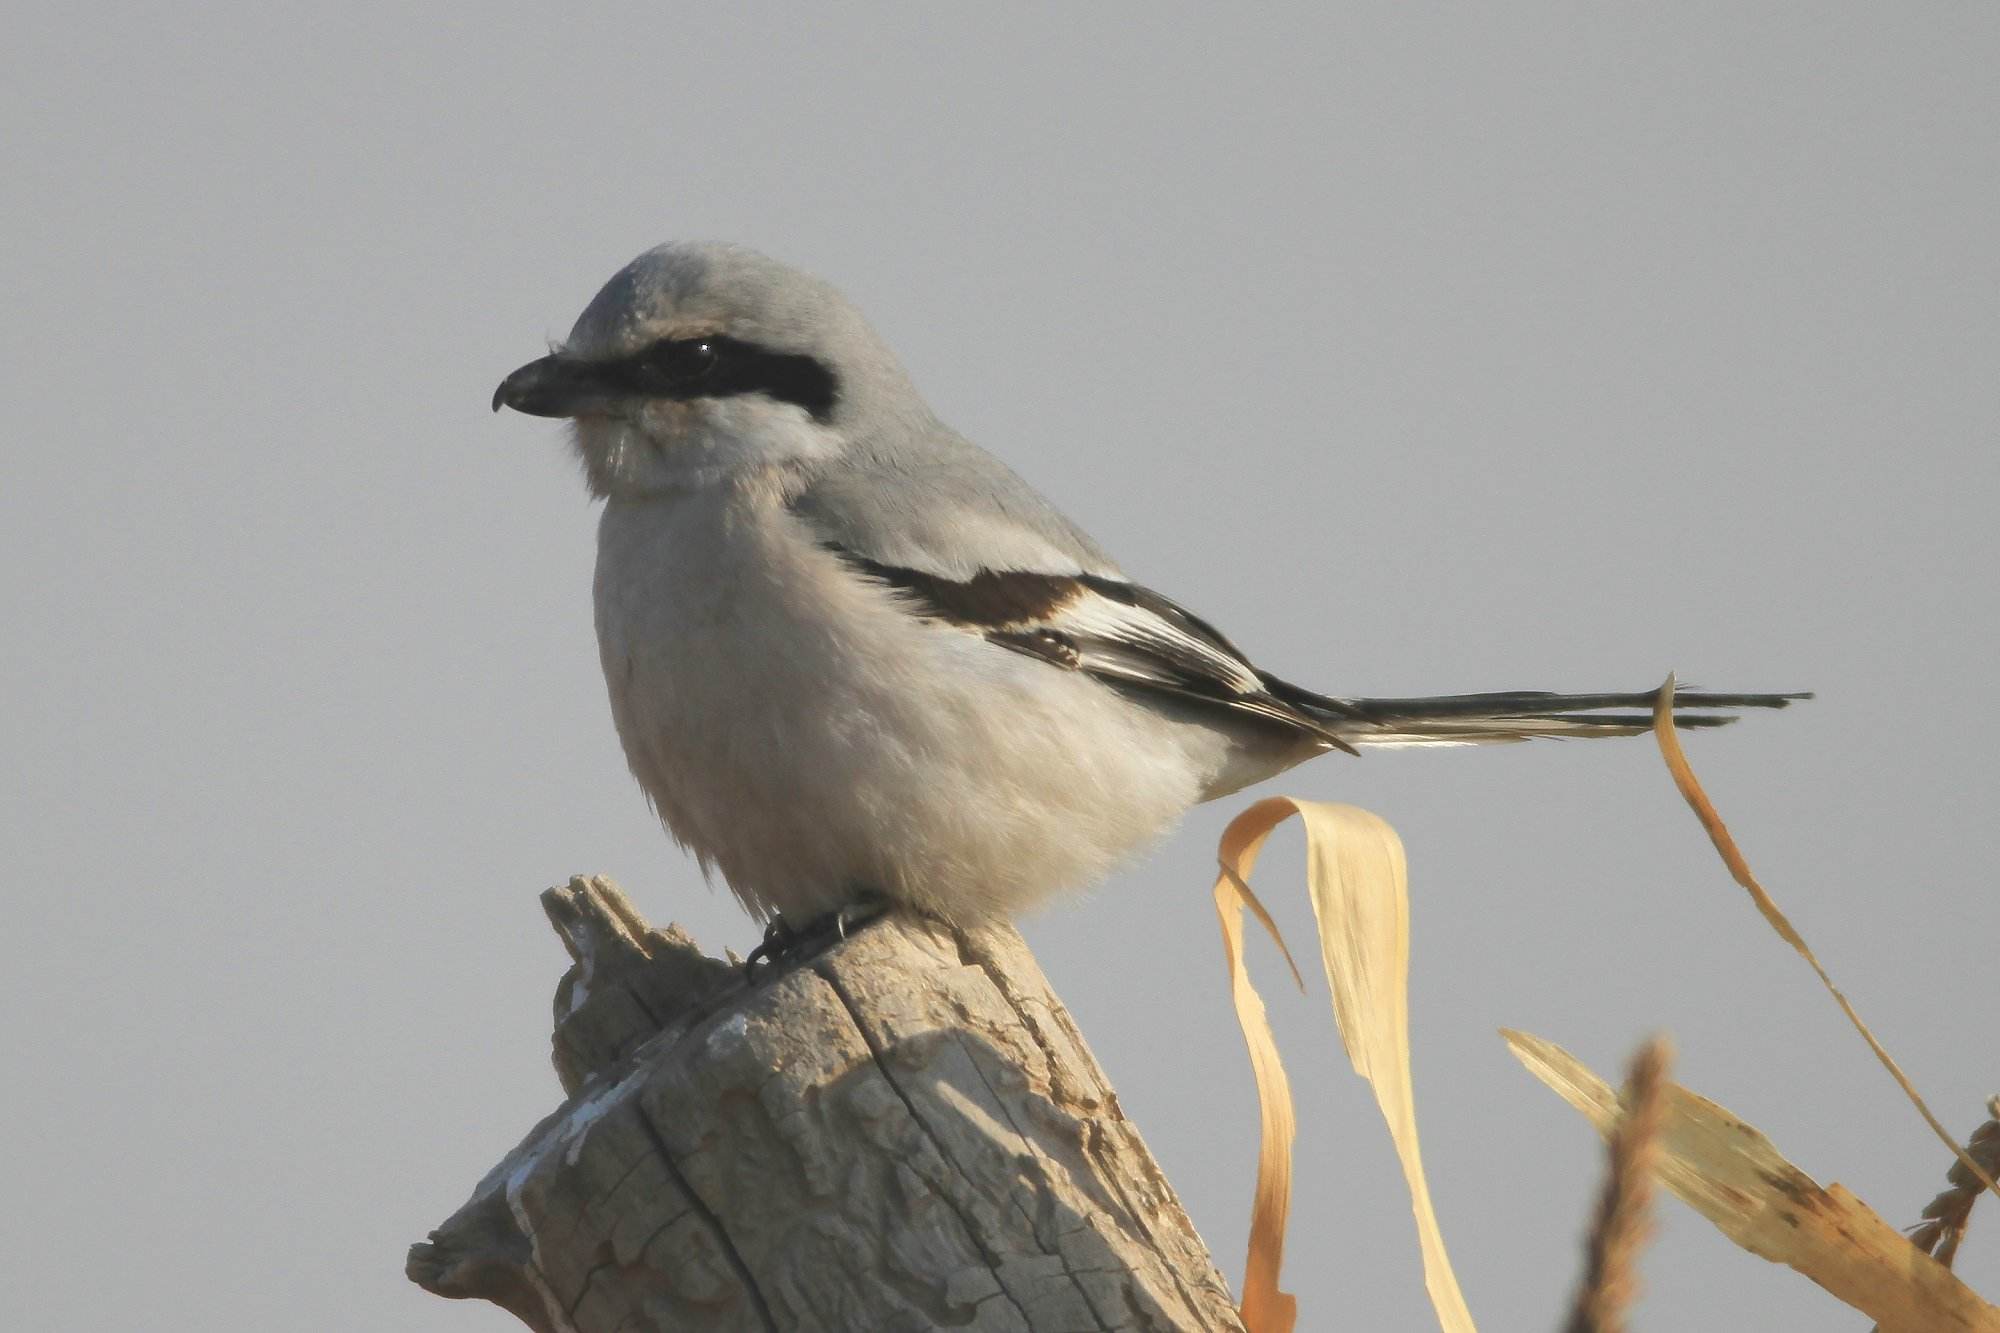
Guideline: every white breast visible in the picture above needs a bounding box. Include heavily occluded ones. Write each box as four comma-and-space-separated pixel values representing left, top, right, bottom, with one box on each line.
592, 486, 1226, 922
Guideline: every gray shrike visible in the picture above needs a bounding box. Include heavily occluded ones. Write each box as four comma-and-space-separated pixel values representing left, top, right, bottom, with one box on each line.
494, 242, 1801, 929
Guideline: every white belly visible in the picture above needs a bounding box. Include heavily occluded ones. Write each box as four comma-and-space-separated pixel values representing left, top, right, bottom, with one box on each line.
593, 488, 1223, 921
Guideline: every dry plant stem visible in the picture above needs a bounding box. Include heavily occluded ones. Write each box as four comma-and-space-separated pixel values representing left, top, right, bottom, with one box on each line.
409, 876, 1246, 1332
1563, 1037, 1672, 1333
1870, 1101, 2000, 1333
1650, 678, 2000, 1208
1911, 1100, 2000, 1268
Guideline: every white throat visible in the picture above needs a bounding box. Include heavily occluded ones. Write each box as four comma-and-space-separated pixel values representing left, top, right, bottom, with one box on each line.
570, 395, 845, 499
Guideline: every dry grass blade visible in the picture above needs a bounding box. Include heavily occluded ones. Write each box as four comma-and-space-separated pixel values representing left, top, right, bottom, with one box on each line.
1650, 677, 2000, 1208
1505, 1030, 2000, 1333
1563, 1037, 1672, 1333
1212, 843, 1299, 1333
1212, 797, 1474, 1333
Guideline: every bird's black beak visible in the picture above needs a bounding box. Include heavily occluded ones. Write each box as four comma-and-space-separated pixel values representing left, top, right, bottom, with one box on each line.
492, 353, 616, 418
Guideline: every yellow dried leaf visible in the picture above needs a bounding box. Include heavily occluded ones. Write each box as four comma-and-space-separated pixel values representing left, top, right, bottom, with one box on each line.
1504, 1030, 2000, 1333
1214, 797, 1475, 1333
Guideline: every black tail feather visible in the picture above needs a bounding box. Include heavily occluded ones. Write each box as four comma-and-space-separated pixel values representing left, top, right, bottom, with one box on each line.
1336, 689, 1810, 721
1259, 678, 1810, 748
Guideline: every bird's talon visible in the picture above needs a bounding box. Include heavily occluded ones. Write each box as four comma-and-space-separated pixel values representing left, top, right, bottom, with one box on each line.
742, 916, 800, 980
742, 896, 890, 980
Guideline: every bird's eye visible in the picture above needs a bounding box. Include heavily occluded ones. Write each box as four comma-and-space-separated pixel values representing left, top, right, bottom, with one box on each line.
645, 337, 720, 383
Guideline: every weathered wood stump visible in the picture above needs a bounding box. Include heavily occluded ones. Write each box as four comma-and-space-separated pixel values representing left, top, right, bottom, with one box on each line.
408, 876, 1247, 1332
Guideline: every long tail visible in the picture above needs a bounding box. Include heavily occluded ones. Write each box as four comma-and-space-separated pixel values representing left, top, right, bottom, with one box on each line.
1266, 682, 1810, 749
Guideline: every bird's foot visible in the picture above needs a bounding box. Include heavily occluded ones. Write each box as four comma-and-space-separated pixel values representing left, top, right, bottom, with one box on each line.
743, 892, 892, 981
741, 916, 801, 977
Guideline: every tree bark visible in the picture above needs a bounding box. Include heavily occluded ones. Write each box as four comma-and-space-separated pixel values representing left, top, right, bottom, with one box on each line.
408, 876, 1248, 1332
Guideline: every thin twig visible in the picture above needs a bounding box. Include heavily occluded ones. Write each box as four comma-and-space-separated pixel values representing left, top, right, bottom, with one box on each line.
1563, 1036, 1673, 1333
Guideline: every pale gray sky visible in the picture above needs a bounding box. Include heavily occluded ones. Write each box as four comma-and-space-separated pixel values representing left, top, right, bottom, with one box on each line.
5, 5, 1997, 1330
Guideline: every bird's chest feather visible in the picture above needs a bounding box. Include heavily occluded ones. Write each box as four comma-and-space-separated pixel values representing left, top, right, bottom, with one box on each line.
592, 490, 912, 847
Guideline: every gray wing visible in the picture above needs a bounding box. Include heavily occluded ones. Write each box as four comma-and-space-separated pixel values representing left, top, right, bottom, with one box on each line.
788, 427, 1123, 580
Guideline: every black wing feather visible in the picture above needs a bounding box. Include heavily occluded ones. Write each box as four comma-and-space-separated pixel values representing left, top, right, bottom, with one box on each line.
827, 549, 1358, 751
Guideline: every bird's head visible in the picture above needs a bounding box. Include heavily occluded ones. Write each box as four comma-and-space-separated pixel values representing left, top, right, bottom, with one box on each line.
494, 242, 925, 497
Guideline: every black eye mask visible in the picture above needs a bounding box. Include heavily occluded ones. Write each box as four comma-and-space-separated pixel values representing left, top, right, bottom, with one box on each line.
613, 335, 840, 422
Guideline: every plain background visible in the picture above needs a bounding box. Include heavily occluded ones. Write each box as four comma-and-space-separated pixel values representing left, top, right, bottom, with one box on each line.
5, 5, 1996, 1329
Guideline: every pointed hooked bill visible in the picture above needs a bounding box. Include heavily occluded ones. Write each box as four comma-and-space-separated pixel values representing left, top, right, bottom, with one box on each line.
493, 336, 840, 421
491, 354, 613, 418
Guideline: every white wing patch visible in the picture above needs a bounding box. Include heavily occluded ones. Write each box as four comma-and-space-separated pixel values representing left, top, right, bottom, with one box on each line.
1040, 585, 1270, 697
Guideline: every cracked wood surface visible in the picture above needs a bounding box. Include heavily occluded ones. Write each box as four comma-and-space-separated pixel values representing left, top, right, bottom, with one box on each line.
408, 876, 1247, 1332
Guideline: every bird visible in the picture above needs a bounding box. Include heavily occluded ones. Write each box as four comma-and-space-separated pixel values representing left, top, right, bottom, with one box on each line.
493, 241, 1803, 935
